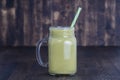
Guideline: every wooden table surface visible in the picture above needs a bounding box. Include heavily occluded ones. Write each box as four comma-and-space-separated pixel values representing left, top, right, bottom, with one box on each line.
0, 46, 120, 80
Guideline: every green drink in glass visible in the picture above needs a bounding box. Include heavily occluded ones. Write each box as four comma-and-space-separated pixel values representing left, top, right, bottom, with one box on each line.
36, 26, 77, 75
48, 27, 77, 75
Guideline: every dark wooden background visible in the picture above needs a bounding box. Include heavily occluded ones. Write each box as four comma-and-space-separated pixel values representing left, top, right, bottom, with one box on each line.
0, 0, 120, 46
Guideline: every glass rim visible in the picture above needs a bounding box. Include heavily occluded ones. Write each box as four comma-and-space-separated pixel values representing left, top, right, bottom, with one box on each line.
49, 26, 74, 30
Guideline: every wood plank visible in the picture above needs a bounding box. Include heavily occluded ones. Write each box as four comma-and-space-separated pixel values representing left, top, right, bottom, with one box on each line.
104, 0, 116, 46
35, 0, 43, 43
30, 0, 38, 45
109, 0, 116, 46
15, 0, 24, 45
115, 0, 120, 45
6, 8, 16, 46
82, 0, 89, 46
5, 0, 16, 46
0, 0, 3, 46
42, 0, 51, 38
96, 0, 106, 46
23, 0, 32, 45
87, 0, 97, 46
1, 9, 8, 45
0, 0, 8, 46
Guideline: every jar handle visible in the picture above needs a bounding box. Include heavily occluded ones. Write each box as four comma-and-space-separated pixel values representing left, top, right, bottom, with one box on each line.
36, 36, 48, 67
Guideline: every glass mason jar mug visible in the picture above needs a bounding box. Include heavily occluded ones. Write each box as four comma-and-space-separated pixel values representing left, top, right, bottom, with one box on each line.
36, 26, 77, 75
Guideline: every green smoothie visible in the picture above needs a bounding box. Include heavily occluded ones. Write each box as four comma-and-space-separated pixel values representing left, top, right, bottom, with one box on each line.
48, 27, 77, 75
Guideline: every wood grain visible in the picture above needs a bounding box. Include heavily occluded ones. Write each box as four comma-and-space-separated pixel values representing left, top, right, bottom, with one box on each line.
104, 0, 116, 46
87, 0, 97, 46
6, 8, 16, 46
23, 0, 34, 45
0, 47, 120, 80
1, 10, 8, 45
35, 0, 43, 43
0, 0, 2, 45
0, 0, 120, 46
115, 0, 120, 45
